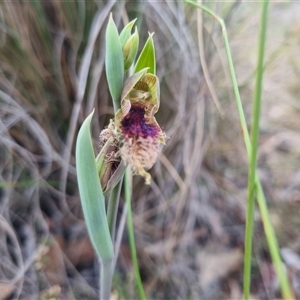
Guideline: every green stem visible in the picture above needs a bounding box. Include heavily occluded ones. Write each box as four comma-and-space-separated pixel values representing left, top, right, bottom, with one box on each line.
124, 168, 147, 300
184, 1, 294, 299
107, 177, 124, 241
244, 2, 269, 299
100, 259, 114, 300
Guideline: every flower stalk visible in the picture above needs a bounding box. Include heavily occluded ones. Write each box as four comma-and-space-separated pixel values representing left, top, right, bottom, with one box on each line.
76, 14, 163, 299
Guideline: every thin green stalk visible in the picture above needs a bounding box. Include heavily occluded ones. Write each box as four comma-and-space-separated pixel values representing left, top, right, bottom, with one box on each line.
244, 2, 269, 299
107, 176, 124, 241
124, 168, 147, 300
184, 1, 294, 299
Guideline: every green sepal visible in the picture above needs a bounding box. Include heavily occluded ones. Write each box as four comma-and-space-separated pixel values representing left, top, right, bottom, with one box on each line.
95, 137, 126, 194
96, 136, 114, 185
119, 18, 137, 47
76, 110, 113, 261
105, 14, 124, 109
134, 32, 156, 75
105, 162, 126, 193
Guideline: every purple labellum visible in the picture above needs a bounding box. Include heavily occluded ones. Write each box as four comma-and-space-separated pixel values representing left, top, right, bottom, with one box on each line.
121, 105, 159, 139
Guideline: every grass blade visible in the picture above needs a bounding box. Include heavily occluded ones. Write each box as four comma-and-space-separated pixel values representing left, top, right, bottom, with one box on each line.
244, 2, 269, 299
184, 1, 294, 299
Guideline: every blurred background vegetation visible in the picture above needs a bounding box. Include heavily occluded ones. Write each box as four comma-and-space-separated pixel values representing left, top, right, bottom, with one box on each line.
0, 1, 300, 299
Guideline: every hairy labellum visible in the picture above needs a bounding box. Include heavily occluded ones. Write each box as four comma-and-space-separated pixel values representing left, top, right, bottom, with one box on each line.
121, 105, 159, 139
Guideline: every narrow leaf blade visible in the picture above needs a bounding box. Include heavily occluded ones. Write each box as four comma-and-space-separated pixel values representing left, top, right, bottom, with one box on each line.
76, 110, 113, 261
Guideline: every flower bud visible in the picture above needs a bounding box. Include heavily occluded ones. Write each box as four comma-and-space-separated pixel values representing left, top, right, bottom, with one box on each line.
119, 19, 137, 47
123, 27, 139, 72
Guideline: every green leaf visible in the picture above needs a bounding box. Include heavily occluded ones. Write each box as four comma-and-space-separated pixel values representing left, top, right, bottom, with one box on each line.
76, 110, 114, 261
105, 14, 124, 111
134, 32, 156, 75
119, 18, 137, 47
